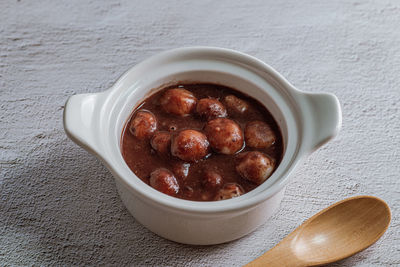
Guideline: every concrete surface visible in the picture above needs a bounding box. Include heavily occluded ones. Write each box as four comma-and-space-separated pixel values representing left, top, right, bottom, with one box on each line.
1, 0, 399, 266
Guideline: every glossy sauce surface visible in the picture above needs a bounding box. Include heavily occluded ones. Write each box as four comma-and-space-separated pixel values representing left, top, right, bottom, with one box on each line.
121, 83, 283, 201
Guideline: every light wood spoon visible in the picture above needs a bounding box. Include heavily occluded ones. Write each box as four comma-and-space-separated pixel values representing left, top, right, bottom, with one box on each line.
245, 196, 391, 267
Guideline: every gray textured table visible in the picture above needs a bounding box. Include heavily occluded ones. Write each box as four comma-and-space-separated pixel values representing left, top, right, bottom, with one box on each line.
1, 0, 399, 266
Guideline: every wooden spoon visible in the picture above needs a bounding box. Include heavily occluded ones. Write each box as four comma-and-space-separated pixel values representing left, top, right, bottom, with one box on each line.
245, 196, 391, 267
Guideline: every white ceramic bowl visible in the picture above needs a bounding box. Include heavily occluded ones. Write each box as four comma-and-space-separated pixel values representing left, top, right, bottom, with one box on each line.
63, 47, 341, 245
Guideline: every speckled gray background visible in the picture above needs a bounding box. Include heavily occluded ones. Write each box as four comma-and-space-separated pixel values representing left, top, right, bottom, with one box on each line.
1, 0, 399, 266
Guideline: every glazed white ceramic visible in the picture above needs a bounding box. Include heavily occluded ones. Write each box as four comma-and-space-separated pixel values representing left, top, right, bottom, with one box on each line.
63, 47, 341, 245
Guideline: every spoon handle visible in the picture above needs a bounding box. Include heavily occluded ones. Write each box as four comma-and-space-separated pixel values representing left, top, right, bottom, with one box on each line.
244, 237, 304, 267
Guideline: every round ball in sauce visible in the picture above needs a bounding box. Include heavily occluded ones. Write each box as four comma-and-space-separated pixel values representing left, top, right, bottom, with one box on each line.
196, 98, 227, 121
183, 186, 194, 198
214, 183, 244, 201
150, 131, 171, 156
171, 129, 210, 162
160, 88, 197, 116
172, 161, 191, 180
245, 121, 276, 149
149, 168, 180, 196
236, 151, 275, 184
202, 170, 223, 190
129, 110, 157, 140
224, 95, 249, 115
204, 118, 244, 155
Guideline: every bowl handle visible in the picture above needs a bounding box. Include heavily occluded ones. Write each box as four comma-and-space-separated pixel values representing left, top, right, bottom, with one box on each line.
300, 92, 342, 152
63, 93, 103, 155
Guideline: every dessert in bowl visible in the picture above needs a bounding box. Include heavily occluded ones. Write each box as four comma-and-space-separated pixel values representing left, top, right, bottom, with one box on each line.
63, 47, 341, 245
121, 83, 284, 201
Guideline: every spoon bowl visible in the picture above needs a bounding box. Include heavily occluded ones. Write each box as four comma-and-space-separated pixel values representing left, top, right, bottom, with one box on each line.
246, 196, 391, 267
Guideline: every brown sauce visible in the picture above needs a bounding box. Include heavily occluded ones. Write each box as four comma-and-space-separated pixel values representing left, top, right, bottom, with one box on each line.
121, 83, 283, 201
